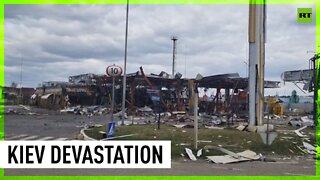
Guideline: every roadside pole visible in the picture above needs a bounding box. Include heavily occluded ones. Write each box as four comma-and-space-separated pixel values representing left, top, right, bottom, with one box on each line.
193, 74, 202, 150
106, 64, 123, 137
111, 76, 115, 122
194, 81, 199, 150
121, 0, 130, 126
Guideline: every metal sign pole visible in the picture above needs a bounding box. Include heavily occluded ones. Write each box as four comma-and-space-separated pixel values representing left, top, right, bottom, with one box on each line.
121, 0, 130, 126
111, 76, 115, 122
106, 64, 122, 137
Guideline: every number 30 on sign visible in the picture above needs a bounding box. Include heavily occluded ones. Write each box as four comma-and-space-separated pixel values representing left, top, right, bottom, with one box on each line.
106, 65, 123, 77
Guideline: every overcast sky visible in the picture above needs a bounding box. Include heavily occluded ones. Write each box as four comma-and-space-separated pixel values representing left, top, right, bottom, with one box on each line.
4, 4, 316, 96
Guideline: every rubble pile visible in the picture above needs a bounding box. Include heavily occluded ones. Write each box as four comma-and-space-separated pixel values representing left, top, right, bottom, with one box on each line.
288, 115, 314, 127
60, 105, 109, 116
292, 125, 317, 157
4, 105, 41, 116
136, 106, 154, 116
183, 146, 263, 164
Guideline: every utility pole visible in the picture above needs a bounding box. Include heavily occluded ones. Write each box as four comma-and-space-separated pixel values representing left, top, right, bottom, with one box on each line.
121, 0, 129, 125
171, 36, 178, 77
193, 74, 202, 150
19, 55, 23, 104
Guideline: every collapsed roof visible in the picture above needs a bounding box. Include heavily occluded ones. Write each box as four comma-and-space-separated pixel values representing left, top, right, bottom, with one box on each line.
40, 68, 280, 90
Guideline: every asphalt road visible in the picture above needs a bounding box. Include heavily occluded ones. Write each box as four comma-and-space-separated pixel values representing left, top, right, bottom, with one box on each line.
5, 157, 316, 176
4, 106, 109, 139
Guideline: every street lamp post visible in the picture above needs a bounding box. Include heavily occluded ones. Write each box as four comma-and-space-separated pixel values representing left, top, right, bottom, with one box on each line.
19, 56, 23, 104
121, 0, 130, 125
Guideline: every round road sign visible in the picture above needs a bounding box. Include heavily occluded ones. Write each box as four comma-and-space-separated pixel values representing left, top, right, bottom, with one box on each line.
106, 65, 123, 77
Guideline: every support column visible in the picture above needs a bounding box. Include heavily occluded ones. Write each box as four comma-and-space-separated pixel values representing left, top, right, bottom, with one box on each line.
248, 2, 266, 126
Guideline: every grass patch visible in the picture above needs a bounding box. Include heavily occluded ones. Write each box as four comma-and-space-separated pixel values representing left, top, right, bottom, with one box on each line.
84, 124, 315, 159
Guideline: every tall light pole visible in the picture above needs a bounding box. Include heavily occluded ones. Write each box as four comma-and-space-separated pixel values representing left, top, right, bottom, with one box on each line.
19, 55, 23, 104
121, 0, 129, 125
171, 36, 178, 77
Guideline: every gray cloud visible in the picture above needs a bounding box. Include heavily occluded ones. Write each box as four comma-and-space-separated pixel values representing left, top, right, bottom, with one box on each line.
4, 4, 315, 96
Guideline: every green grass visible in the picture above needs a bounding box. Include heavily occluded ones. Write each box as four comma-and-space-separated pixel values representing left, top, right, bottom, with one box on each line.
84, 124, 316, 159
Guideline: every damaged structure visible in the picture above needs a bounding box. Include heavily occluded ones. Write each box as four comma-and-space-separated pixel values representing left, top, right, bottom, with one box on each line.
32, 74, 114, 109
2, 86, 35, 105
32, 67, 280, 119
281, 53, 319, 124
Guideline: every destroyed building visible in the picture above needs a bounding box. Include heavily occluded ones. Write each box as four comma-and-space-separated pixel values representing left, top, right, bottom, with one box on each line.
33, 74, 111, 109
2, 86, 35, 105
31, 67, 280, 118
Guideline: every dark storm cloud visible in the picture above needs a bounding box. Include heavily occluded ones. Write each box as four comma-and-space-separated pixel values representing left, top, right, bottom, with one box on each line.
4, 4, 315, 95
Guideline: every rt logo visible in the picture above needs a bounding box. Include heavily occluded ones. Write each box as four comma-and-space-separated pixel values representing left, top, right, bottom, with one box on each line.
297, 8, 312, 23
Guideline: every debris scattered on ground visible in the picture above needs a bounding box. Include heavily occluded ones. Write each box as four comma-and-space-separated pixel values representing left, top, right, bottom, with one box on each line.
19, 104, 31, 111
294, 126, 307, 138
236, 125, 246, 131
207, 149, 261, 164
95, 124, 103, 128
302, 141, 316, 155
288, 116, 314, 127
296, 146, 308, 154
113, 110, 128, 119
237, 150, 261, 160
173, 124, 188, 128
137, 106, 153, 116
204, 126, 224, 130
204, 145, 241, 159
5, 105, 41, 116
197, 149, 203, 157
179, 143, 191, 146
198, 140, 212, 143
185, 148, 197, 161
117, 120, 132, 126
236, 124, 271, 133
60, 105, 109, 116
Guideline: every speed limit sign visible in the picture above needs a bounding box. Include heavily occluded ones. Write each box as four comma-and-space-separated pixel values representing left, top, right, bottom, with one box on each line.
106, 64, 123, 77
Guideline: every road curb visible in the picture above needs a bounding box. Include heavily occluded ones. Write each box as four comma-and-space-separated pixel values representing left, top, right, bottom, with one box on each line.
80, 128, 97, 141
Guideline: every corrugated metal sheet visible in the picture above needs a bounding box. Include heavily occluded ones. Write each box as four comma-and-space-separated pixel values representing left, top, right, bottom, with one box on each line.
41, 94, 53, 99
